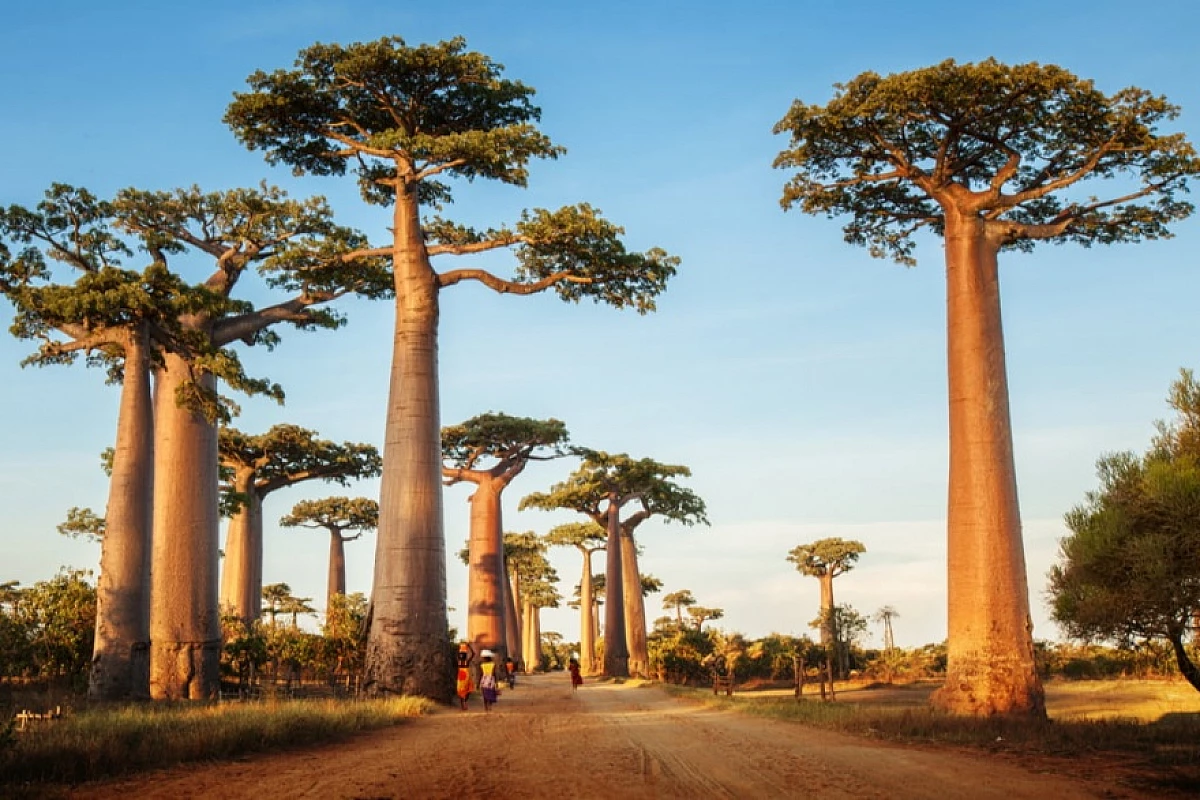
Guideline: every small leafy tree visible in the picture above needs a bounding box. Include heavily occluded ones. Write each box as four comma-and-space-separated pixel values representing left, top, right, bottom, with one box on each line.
1050, 372, 1200, 691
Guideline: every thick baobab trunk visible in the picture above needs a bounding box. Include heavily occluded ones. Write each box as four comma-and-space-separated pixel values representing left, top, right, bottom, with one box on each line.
89, 328, 153, 701
602, 500, 629, 677
219, 472, 261, 624
579, 549, 596, 675
931, 213, 1045, 718
504, 563, 521, 666
466, 480, 507, 662
149, 353, 221, 700
521, 601, 538, 671
818, 572, 834, 645
365, 186, 452, 701
620, 528, 649, 677
327, 531, 348, 610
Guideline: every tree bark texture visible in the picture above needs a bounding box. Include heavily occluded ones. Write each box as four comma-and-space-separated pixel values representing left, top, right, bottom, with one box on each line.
620, 528, 649, 677
522, 602, 538, 671
149, 353, 221, 700
89, 328, 153, 701
218, 472, 261, 625
602, 499, 629, 677
504, 567, 521, 668
466, 480, 507, 663
819, 572, 834, 646
328, 531, 348, 610
931, 213, 1045, 717
579, 549, 596, 675
364, 185, 453, 701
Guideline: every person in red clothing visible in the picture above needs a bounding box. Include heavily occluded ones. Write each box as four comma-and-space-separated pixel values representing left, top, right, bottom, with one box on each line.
455, 642, 475, 710
568, 657, 583, 692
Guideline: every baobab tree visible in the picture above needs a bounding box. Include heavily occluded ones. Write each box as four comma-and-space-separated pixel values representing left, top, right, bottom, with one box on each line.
2, 186, 197, 701
544, 521, 606, 675
219, 424, 381, 624
522, 450, 707, 677
520, 576, 561, 672
226, 37, 679, 700
502, 532, 557, 671
279, 496, 378, 612
112, 185, 384, 701
787, 538, 865, 657
662, 589, 697, 628
874, 606, 900, 653
442, 413, 569, 669
502, 530, 547, 669
687, 606, 724, 632
775, 59, 1200, 716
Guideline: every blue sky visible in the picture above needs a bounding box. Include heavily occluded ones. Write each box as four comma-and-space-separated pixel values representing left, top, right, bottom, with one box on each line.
2, 0, 1199, 649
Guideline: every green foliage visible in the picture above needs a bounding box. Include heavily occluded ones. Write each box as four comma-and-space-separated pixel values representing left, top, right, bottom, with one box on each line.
220, 424, 381, 496
521, 449, 709, 529
1050, 369, 1200, 692
0, 570, 96, 683
226, 36, 677, 312
226, 36, 560, 204
786, 537, 865, 578
442, 412, 570, 475
56, 507, 105, 542
280, 497, 378, 536
321, 592, 369, 677
774, 58, 1200, 265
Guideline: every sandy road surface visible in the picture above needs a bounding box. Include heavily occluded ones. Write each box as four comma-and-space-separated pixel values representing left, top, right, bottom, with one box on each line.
70, 675, 1138, 799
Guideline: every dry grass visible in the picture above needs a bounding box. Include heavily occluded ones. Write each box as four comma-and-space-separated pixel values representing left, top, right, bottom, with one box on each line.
0, 696, 432, 789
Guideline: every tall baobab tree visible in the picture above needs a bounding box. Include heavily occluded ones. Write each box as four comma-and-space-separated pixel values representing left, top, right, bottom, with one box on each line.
775, 59, 1199, 716
874, 606, 899, 652
545, 521, 606, 675
787, 538, 865, 656
522, 449, 707, 677
112, 185, 384, 701
502, 531, 546, 670
279, 496, 378, 612
0, 187, 188, 702
442, 413, 569, 668
218, 424, 380, 624
227, 37, 679, 700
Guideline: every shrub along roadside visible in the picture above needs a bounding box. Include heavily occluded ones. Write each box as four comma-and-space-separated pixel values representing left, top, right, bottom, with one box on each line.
1, 697, 432, 787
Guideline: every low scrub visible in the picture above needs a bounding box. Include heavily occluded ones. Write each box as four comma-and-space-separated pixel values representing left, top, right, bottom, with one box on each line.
1, 696, 431, 788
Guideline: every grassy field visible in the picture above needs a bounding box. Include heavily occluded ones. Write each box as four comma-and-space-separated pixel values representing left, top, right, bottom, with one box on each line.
665, 677, 1200, 793
766, 677, 1200, 722
0, 696, 432, 789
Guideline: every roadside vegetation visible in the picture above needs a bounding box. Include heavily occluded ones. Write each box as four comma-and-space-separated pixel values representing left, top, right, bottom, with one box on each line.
0, 696, 430, 788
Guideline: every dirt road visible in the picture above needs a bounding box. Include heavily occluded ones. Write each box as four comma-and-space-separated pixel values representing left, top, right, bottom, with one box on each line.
71, 675, 1140, 799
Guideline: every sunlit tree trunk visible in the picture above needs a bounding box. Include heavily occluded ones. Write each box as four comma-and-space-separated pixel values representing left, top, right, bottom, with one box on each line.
620, 528, 649, 677
931, 212, 1044, 717
602, 498, 629, 676
819, 572, 834, 645
364, 184, 452, 701
503, 561, 521, 665
579, 549, 596, 675
466, 479, 506, 663
521, 601, 537, 671
327, 531, 348, 610
219, 470, 260, 624
89, 327, 153, 701
149, 352, 221, 700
